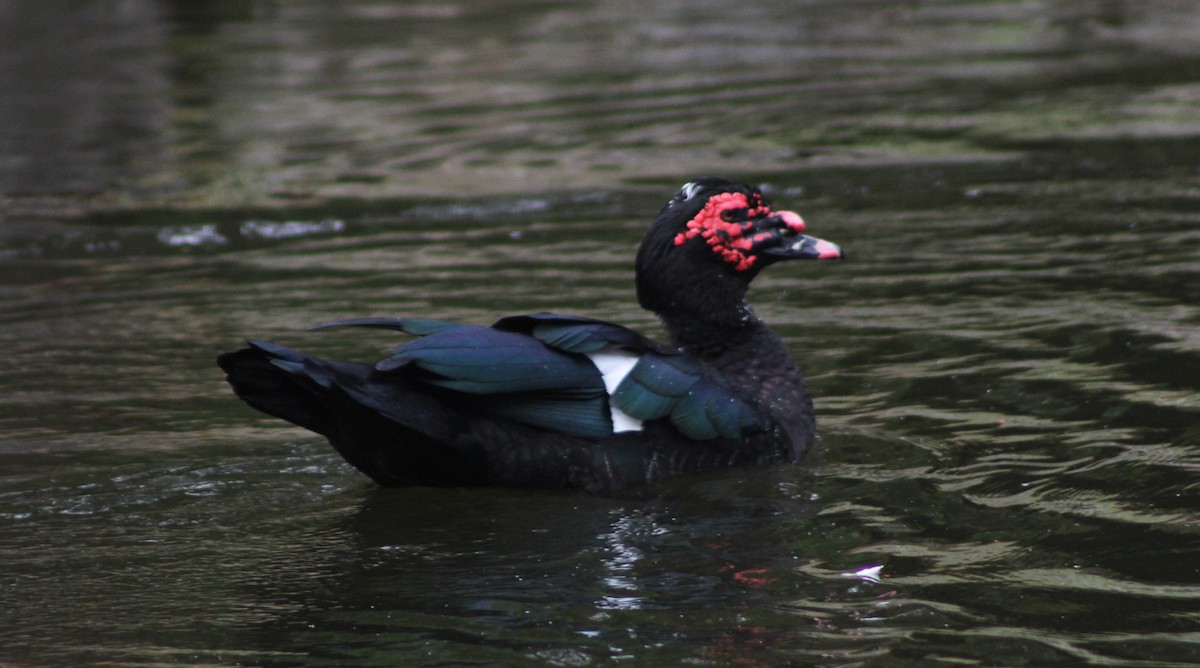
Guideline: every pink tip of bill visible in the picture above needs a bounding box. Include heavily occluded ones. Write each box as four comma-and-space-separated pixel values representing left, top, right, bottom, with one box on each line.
813, 238, 843, 259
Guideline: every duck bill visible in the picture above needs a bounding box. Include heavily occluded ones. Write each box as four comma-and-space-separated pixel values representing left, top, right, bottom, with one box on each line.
762, 233, 843, 260
746, 210, 843, 261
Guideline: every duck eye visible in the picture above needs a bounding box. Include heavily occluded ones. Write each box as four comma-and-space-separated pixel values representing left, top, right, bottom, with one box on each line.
719, 209, 740, 222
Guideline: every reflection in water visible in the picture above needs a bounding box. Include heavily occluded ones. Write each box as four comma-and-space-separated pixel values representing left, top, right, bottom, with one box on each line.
599, 513, 649, 612
2, 0, 1200, 665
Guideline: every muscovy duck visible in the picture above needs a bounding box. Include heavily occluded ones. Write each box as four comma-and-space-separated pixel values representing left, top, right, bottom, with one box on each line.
218, 178, 842, 493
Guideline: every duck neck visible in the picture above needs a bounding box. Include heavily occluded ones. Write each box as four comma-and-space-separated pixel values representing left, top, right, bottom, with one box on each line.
660, 298, 766, 360
661, 301, 801, 397
638, 259, 783, 365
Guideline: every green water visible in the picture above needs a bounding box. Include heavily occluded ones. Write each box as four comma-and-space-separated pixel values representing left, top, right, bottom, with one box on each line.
3, 1, 1200, 665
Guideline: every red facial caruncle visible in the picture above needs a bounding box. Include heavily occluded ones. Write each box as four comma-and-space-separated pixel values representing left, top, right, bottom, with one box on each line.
672, 192, 806, 271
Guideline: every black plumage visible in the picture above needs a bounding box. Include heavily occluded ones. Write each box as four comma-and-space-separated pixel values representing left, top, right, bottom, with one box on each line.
218, 178, 842, 493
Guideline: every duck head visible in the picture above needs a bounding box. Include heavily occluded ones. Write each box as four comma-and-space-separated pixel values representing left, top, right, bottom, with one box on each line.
636, 178, 842, 323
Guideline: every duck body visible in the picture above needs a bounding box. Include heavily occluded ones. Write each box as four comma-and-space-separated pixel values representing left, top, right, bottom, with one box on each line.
218, 178, 842, 493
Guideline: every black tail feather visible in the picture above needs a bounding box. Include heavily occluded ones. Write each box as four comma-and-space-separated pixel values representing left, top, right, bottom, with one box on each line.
217, 343, 487, 486
217, 345, 341, 436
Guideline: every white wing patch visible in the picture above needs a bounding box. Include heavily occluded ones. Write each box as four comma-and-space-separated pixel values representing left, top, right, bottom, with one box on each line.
584, 347, 643, 433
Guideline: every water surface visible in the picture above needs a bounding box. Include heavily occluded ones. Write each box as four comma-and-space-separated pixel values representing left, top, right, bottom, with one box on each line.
3, 1, 1200, 665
